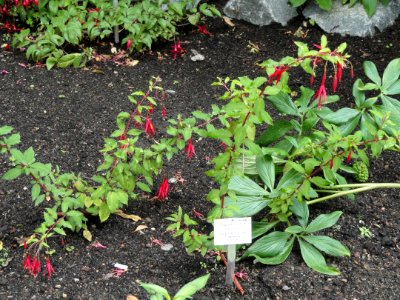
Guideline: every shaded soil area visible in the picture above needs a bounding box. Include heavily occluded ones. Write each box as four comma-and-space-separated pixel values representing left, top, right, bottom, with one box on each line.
1, 3, 400, 299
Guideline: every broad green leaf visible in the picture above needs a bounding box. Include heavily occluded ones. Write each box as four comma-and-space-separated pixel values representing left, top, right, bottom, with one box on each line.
241, 231, 291, 259
267, 92, 300, 116
362, 0, 378, 17
224, 195, 270, 217
140, 282, 171, 300
385, 80, 400, 95
382, 58, 400, 90
31, 183, 41, 200
316, 0, 333, 11
174, 274, 210, 300
252, 237, 294, 265
276, 169, 302, 191
256, 155, 275, 192
363, 61, 381, 86
285, 225, 304, 234
290, 199, 309, 227
99, 204, 111, 222
289, 0, 307, 7
305, 211, 342, 233
252, 220, 280, 239
106, 190, 127, 213
2, 167, 22, 180
338, 114, 361, 135
298, 238, 340, 275
256, 120, 292, 146
137, 182, 151, 193
302, 235, 350, 257
323, 108, 360, 124
0, 126, 13, 136
228, 176, 268, 196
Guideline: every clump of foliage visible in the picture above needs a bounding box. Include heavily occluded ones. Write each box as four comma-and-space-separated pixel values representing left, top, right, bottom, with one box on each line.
0, 0, 220, 68
290, 0, 392, 17
1, 36, 400, 278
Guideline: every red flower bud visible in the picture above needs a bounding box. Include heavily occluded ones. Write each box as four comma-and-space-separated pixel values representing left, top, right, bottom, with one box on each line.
126, 39, 132, 50
145, 117, 155, 136
156, 178, 169, 201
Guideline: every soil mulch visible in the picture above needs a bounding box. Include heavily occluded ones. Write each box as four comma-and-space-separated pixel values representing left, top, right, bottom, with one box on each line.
0, 3, 400, 299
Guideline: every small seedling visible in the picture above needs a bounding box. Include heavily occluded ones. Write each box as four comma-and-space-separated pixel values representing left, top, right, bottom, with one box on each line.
359, 226, 373, 238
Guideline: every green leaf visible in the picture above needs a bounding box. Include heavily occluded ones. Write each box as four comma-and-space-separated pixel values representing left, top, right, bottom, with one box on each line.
106, 190, 128, 213
46, 57, 58, 70
2, 167, 22, 180
31, 183, 41, 200
99, 203, 111, 222
338, 114, 361, 135
322, 108, 360, 124
256, 120, 292, 146
170, 1, 185, 16
302, 235, 350, 257
137, 182, 151, 193
228, 176, 268, 196
268, 92, 300, 116
252, 237, 294, 265
385, 80, 400, 95
382, 58, 400, 90
140, 282, 171, 300
224, 195, 270, 217
241, 231, 291, 259
362, 0, 377, 17
276, 168, 302, 191
305, 211, 342, 233
363, 61, 381, 86
298, 238, 340, 275
252, 220, 280, 239
289, 0, 307, 7
316, 0, 333, 11
290, 199, 308, 227
256, 155, 275, 192
174, 274, 210, 300
0, 126, 13, 135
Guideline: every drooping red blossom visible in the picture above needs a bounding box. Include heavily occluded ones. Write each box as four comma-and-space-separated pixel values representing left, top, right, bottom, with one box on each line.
329, 159, 333, 169
30, 256, 41, 277
347, 151, 352, 163
23, 254, 31, 271
61, 238, 65, 248
23, 241, 27, 249
156, 178, 169, 201
149, 103, 154, 114
44, 258, 55, 279
161, 106, 167, 118
332, 73, 338, 93
268, 66, 288, 84
171, 40, 185, 59
314, 72, 327, 110
197, 24, 210, 35
185, 138, 196, 159
126, 39, 132, 50
144, 117, 155, 136
350, 65, 354, 78
336, 62, 343, 82
119, 134, 128, 149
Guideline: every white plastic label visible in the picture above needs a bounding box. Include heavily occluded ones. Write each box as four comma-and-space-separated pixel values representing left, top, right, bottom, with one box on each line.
213, 217, 252, 246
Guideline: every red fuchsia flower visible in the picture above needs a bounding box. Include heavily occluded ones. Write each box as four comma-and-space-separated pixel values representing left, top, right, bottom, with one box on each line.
329, 159, 333, 169
149, 103, 154, 114
44, 258, 55, 279
161, 106, 167, 118
332, 72, 338, 93
126, 39, 132, 50
23, 241, 27, 249
268, 66, 288, 84
119, 133, 128, 149
347, 151, 352, 163
171, 40, 185, 59
336, 62, 343, 82
34, 0, 38, 6
30, 256, 41, 277
197, 24, 210, 35
156, 178, 169, 201
23, 254, 31, 271
144, 117, 155, 136
185, 138, 196, 159
314, 72, 327, 110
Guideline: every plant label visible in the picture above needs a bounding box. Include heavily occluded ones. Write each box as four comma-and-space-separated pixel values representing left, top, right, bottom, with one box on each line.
213, 217, 252, 246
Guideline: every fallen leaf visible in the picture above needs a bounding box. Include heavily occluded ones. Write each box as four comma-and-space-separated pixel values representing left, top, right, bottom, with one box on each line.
223, 16, 235, 27
83, 229, 93, 242
92, 69, 105, 74
134, 225, 148, 233
0, 241, 3, 251
126, 295, 139, 300
90, 241, 107, 249
126, 59, 139, 67
114, 210, 141, 222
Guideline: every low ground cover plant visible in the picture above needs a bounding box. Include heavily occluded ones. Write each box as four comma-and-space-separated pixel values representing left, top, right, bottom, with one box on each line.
0, 0, 220, 68
1, 36, 400, 280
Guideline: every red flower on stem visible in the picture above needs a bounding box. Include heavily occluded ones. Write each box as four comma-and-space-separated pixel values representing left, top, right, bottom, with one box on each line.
23, 254, 31, 271
185, 138, 196, 159
268, 66, 288, 84
30, 256, 41, 277
44, 258, 55, 279
332, 72, 338, 93
156, 178, 169, 201
347, 151, 352, 163
171, 41, 185, 59
126, 39, 132, 50
314, 72, 327, 110
197, 24, 210, 35
329, 159, 333, 169
161, 106, 167, 118
336, 62, 343, 82
145, 117, 155, 136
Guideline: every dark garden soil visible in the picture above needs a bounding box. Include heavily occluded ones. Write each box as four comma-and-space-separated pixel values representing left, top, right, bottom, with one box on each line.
1, 2, 400, 299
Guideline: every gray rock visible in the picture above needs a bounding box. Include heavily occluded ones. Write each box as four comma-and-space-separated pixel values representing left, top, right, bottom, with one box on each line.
303, 0, 400, 37
224, 0, 298, 26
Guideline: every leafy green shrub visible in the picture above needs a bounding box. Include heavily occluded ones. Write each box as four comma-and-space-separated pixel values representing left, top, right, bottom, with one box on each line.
3, 0, 220, 69
290, 0, 392, 17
